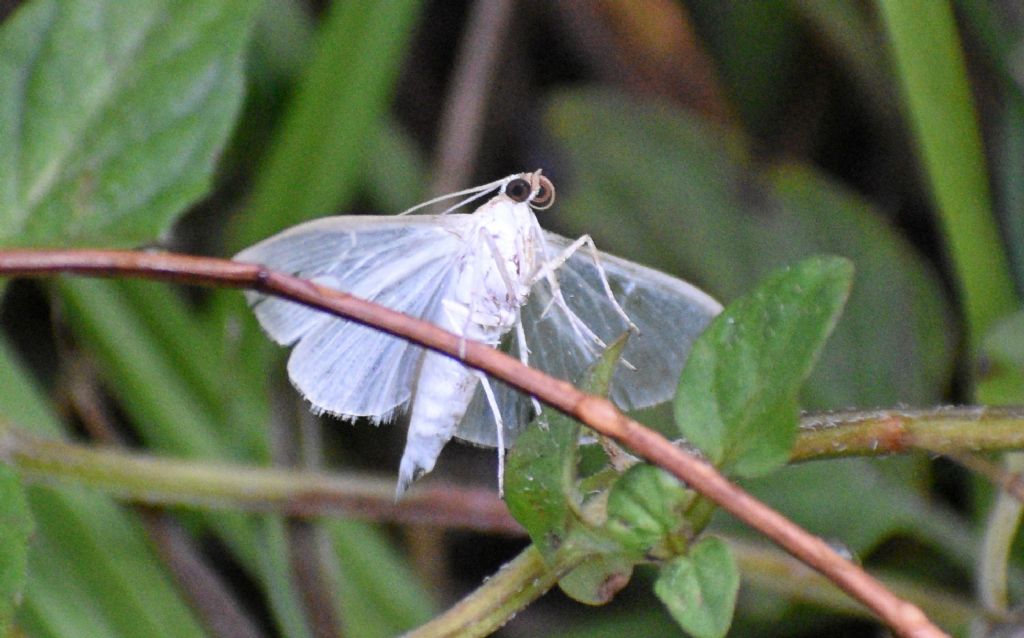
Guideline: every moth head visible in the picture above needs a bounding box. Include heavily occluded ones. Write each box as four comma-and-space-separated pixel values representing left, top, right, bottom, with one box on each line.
504, 172, 555, 210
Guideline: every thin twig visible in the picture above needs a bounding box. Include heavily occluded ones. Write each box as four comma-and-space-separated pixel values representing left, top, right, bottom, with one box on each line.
430, 0, 516, 195
0, 248, 947, 638
141, 509, 269, 638
792, 407, 1024, 462
0, 422, 521, 535
979, 453, 1024, 613
278, 398, 341, 638
10, 406, 1024, 534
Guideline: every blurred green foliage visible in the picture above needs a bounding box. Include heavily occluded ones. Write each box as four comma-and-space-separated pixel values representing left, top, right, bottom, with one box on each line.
0, 0, 1022, 636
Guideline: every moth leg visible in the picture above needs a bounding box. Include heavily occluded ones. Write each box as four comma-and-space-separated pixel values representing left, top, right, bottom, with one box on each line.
535, 276, 637, 371
477, 374, 507, 496
524, 226, 619, 353
529, 259, 607, 358
514, 311, 544, 419
529, 234, 640, 370
531, 234, 639, 333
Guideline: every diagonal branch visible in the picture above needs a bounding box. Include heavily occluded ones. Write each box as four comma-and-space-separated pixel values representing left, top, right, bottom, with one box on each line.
0, 248, 947, 638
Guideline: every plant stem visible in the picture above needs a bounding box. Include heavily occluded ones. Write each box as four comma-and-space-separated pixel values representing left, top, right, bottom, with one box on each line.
7, 400, 1014, 635
407, 536, 989, 638
5, 408, 1024, 527
791, 407, 1024, 462
0, 420, 520, 535
401, 546, 569, 638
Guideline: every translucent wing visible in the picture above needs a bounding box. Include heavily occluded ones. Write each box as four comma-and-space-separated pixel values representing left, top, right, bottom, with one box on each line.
455, 231, 722, 447
457, 340, 533, 446
235, 215, 469, 421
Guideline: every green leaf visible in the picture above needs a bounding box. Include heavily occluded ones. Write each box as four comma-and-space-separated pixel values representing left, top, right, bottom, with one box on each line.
546, 89, 955, 408
0, 0, 258, 246
503, 409, 578, 558
0, 464, 31, 633
767, 168, 954, 408
978, 309, 1024, 405
504, 334, 629, 559
558, 554, 633, 606
606, 464, 692, 556
674, 257, 853, 477
655, 537, 739, 638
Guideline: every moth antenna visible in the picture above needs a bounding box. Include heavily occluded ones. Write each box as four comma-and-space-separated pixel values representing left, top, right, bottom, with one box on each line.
438, 189, 499, 216
399, 176, 510, 216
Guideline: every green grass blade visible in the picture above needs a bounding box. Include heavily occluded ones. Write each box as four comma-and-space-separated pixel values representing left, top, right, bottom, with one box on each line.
113, 280, 269, 459
56, 278, 320, 637
327, 520, 435, 636
58, 279, 229, 458
877, 0, 1019, 342
26, 485, 207, 638
58, 276, 435, 637
231, 0, 422, 250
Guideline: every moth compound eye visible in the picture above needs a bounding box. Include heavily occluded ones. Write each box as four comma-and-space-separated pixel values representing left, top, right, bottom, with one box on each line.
505, 178, 531, 203
531, 176, 556, 210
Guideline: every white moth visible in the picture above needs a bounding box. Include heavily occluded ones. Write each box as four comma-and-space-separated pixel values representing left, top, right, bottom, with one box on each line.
235, 171, 721, 496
